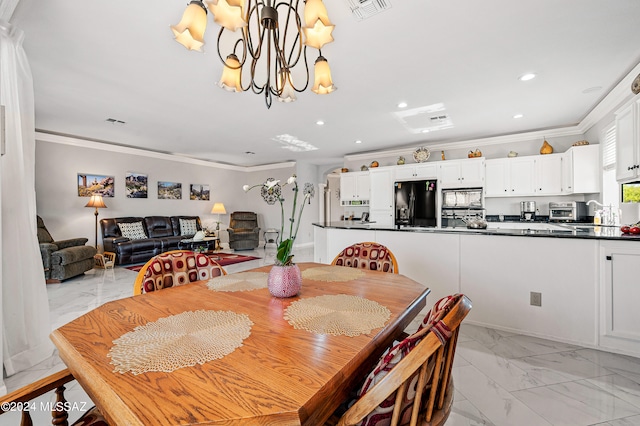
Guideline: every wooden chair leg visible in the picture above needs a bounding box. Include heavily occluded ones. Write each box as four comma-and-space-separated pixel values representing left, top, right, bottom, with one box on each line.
52, 383, 70, 426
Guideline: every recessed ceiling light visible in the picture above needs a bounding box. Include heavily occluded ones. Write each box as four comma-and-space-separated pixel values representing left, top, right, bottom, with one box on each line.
397, 102, 408, 108
355, 140, 362, 144
316, 120, 325, 125
519, 73, 536, 81
513, 114, 524, 119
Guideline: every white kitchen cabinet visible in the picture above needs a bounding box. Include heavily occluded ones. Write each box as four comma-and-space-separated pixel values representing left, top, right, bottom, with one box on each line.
615, 100, 640, 182
394, 163, 437, 181
340, 171, 370, 205
485, 157, 535, 196
534, 154, 562, 194
438, 158, 485, 188
369, 168, 394, 226
599, 241, 640, 357
562, 144, 601, 194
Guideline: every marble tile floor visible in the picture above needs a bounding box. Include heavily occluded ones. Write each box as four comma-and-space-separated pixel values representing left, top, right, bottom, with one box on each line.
4, 246, 640, 425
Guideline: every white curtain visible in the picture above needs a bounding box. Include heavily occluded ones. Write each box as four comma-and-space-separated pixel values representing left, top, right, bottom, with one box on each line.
0, 18, 54, 376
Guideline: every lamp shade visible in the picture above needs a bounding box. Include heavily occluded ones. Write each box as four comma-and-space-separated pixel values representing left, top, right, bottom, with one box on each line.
85, 194, 107, 209
211, 202, 227, 214
206, 0, 247, 32
303, 0, 334, 50
277, 69, 297, 103
219, 54, 243, 92
171, 1, 208, 52
312, 56, 337, 94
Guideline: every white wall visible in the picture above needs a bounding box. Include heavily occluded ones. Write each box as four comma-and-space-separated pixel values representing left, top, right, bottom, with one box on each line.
34, 136, 319, 250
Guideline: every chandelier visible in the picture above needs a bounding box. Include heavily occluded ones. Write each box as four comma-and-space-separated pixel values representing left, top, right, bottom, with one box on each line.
171, 0, 337, 108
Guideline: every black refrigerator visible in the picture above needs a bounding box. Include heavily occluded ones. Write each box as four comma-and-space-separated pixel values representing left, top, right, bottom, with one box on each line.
394, 180, 437, 227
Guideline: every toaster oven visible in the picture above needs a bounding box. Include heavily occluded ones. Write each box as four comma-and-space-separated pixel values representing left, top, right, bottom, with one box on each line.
549, 201, 587, 222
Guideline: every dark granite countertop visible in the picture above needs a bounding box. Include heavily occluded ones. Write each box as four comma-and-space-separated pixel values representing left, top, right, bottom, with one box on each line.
313, 221, 640, 241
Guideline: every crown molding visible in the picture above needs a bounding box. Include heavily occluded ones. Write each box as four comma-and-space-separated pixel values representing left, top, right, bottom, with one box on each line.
35, 131, 295, 173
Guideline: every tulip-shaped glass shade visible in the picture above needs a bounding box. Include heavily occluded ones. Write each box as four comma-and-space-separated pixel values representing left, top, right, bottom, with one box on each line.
277, 69, 297, 103
312, 56, 337, 94
304, 0, 332, 27
303, 0, 334, 49
206, 0, 247, 32
171, 1, 208, 52
218, 54, 243, 92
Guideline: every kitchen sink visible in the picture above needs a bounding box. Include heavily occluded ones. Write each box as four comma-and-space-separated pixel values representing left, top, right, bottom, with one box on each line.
486, 222, 570, 231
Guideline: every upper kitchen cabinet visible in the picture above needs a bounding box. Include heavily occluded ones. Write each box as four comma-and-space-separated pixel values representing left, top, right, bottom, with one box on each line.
340, 171, 370, 205
534, 154, 562, 194
485, 157, 536, 196
394, 163, 437, 181
438, 158, 485, 188
616, 99, 640, 182
562, 144, 601, 194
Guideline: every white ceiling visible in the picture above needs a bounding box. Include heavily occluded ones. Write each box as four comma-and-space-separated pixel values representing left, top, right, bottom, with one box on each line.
10, 0, 640, 167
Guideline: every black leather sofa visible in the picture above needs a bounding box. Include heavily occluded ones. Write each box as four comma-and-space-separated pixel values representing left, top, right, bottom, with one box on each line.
100, 216, 202, 265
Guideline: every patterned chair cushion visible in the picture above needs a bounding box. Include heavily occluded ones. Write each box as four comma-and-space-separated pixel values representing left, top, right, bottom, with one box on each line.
118, 221, 148, 240
72, 406, 108, 425
332, 242, 396, 273
354, 294, 463, 426
140, 252, 224, 294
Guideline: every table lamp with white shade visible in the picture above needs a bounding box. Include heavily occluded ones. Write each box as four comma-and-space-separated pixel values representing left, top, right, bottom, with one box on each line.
211, 202, 227, 231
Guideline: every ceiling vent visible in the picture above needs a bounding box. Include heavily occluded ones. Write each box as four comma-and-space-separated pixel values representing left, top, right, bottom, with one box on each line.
393, 103, 454, 134
346, 0, 392, 21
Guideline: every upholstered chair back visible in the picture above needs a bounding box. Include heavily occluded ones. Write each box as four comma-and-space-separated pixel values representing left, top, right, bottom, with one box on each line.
331, 242, 399, 274
134, 250, 225, 295
36, 215, 54, 243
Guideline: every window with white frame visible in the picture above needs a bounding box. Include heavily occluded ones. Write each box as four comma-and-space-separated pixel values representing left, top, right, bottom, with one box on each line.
601, 122, 618, 209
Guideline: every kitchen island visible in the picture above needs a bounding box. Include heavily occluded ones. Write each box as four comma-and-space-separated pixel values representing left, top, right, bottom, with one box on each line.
313, 221, 640, 358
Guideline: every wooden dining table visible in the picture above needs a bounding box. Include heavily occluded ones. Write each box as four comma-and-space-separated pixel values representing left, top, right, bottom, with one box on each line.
51, 262, 430, 425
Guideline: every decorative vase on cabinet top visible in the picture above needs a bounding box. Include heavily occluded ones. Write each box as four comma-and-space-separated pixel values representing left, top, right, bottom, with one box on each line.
540, 139, 553, 154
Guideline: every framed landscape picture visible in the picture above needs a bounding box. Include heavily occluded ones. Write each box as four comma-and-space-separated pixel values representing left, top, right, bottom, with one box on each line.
190, 184, 210, 201
78, 174, 114, 197
126, 172, 148, 198
158, 181, 182, 199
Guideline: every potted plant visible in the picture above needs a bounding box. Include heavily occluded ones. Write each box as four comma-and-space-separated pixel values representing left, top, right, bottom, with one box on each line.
243, 175, 314, 297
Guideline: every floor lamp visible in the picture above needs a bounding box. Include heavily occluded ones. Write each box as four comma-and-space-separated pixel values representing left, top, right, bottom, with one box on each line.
85, 194, 107, 249
211, 202, 226, 252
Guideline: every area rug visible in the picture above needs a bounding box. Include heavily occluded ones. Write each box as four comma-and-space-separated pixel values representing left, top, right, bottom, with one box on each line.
124, 253, 260, 272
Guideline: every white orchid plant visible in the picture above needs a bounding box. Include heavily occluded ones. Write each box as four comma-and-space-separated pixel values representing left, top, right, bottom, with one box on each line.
243, 175, 314, 266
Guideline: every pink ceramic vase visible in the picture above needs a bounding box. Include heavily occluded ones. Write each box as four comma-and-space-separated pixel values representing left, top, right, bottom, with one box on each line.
267, 264, 302, 298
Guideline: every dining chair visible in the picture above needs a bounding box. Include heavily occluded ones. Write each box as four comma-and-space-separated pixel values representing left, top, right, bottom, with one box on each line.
0, 368, 107, 425
331, 242, 399, 274
133, 250, 226, 295
333, 294, 472, 426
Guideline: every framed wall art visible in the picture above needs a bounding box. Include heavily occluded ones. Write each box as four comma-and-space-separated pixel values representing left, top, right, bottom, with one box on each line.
190, 184, 210, 201
158, 181, 182, 199
126, 172, 148, 198
78, 174, 114, 197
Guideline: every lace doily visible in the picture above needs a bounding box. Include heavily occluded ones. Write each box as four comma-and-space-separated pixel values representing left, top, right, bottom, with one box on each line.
301, 266, 365, 282
108, 310, 253, 375
207, 272, 268, 292
284, 294, 391, 337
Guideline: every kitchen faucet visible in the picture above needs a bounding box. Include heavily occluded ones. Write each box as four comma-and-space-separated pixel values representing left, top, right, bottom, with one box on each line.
586, 200, 619, 226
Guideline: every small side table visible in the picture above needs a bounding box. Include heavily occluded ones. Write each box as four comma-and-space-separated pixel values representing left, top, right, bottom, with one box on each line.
263, 229, 279, 248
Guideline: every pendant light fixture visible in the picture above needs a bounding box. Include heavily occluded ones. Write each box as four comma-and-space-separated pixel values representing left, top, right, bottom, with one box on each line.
171, 0, 337, 108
